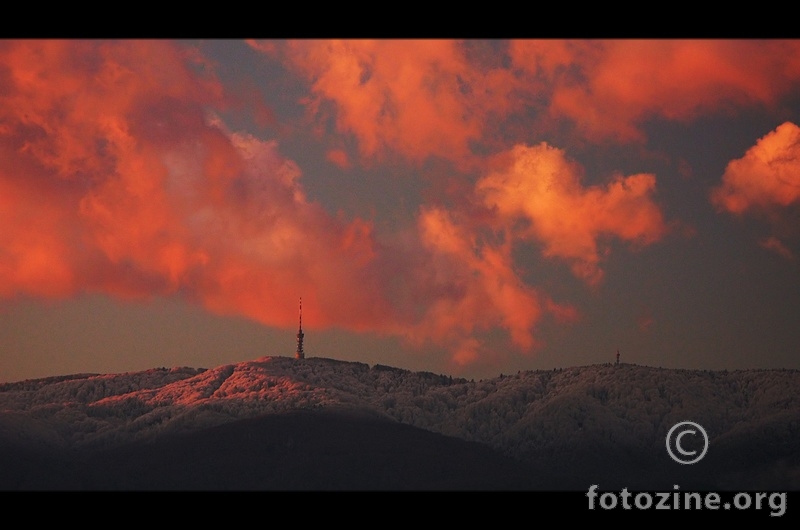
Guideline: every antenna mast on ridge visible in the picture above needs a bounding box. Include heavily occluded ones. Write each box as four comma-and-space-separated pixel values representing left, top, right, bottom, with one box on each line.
295, 297, 305, 359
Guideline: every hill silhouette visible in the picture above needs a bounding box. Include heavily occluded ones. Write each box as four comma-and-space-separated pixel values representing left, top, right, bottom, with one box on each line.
2, 357, 799, 490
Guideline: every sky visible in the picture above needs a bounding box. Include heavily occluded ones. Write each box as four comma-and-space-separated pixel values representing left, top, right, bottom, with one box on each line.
2, 39, 800, 383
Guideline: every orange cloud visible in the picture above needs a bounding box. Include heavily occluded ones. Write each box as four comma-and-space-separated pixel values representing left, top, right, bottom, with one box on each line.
711, 122, 800, 214
244, 39, 277, 57
759, 236, 795, 260
0, 40, 580, 369
0, 172, 77, 298
326, 148, 351, 169
9, 40, 714, 370
451, 337, 481, 366
476, 143, 667, 284
510, 40, 800, 143
0, 40, 221, 299
384, 203, 581, 367
253, 39, 800, 169
409, 206, 555, 356
0, 40, 389, 331
261, 39, 519, 169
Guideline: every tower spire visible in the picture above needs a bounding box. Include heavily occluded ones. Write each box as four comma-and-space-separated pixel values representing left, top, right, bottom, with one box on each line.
295, 297, 305, 359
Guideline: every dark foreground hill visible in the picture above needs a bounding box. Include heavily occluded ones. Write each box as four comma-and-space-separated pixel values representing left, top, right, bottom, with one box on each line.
0, 408, 541, 490
2, 357, 799, 490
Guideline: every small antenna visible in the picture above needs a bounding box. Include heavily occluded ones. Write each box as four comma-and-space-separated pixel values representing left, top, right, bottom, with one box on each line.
295, 297, 305, 359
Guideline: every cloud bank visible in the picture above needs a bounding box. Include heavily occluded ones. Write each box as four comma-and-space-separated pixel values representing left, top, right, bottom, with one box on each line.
711, 121, 800, 259
5, 39, 800, 370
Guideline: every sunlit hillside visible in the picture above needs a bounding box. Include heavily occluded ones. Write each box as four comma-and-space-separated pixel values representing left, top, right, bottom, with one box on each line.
1, 357, 799, 490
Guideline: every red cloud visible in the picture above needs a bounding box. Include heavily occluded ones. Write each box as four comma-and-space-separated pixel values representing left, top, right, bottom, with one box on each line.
326, 148, 351, 169
0, 40, 222, 299
261, 39, 519, 169
0, 40, 389, 330
759, 237, 795, 261
403, 206, 579, 365
414, 206, 543, 349
7, 40, 723, 370
476, 143, 667, 284
0, 40, 579, 369
251, 39, 800, 171
711, 122, 800, 214
0, 172, 77, 297
511, 40, 800, 143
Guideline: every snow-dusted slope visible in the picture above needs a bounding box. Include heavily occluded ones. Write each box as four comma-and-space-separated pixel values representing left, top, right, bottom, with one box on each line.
2, 356, 799, 488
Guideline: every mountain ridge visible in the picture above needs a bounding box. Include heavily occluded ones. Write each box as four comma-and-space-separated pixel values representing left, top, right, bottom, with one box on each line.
2, 356, 799, 490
